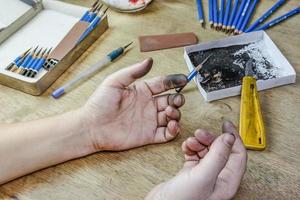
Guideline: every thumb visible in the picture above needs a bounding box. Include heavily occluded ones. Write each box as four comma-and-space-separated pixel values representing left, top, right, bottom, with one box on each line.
222, 120, 238, 135
195, 133, 235, 183
103, 58, 153, 88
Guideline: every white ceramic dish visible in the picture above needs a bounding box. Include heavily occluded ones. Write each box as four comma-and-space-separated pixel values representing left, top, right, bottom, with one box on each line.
102, 0, 153, 12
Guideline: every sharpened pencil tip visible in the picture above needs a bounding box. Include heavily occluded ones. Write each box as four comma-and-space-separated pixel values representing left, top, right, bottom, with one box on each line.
123, 42, 133, 50
103, 7, 109, 14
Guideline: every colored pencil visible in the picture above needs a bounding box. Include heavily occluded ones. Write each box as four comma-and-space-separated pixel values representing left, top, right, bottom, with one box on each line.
227, 0, 240, 31
223, 0, 232, 30
196, 0, 205, 28
218, 0, 225, 29
255, 7, 300, 31
232, 0, 247, 30
175, 55, 212, 93
209, 0, 214, 27
213, 0, 219, 29
235, 0, 251, 34
246, 0, 286, 32
239, 0, 260, 34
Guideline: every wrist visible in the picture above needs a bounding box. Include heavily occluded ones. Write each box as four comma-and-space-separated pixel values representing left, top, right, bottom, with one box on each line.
76, 106, 109, 153
61, 109, 96, 157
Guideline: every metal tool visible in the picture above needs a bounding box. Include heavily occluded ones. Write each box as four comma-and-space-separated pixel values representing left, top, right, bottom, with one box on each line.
239, 59, 266, 150
175, 54, 212, 93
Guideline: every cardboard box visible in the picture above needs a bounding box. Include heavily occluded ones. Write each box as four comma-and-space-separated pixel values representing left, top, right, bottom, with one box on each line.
184, 31, 296, 102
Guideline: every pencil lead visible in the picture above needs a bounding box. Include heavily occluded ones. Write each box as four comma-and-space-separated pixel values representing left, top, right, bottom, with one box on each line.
96, 4, 103, 13
41, 48, 47, 57
91, 0, 99, 9
46, 47, 53, 58
103, 7, 109, 14
200, 20, 205, 29
123, 42, 133, 50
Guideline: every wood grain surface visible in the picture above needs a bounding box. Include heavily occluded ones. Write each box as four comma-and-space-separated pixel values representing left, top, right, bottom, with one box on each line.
0, 0, 299, 199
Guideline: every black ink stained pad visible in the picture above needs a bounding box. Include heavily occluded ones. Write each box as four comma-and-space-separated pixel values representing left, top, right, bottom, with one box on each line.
184, 31, 296, 102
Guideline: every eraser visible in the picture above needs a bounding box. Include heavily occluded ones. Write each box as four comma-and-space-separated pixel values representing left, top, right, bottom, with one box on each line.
52, 88, 65, 99
139, 32, 198, 52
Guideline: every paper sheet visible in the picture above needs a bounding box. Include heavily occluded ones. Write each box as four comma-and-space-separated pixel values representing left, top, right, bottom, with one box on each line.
0, 0, 32, 28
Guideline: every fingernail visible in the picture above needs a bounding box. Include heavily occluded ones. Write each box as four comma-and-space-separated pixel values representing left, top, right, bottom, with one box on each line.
164, 74, 188, 88
132, 58, 153, 79
223, 133, 235, 147
174, 94, 184, 106
224, 120, 234, 127
142, 57, 153, 64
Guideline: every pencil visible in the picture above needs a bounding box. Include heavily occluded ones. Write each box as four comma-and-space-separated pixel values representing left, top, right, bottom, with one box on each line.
209, 0, 214, 28
77, 7, 108, 44
255, 7, 300, 31
213, 0, 219, 29
227, 0, 240, 32
246, 0, 286, 32
239, 0, 260, 34
175, 54, 212, 93
235, 0, 251, 34
20, 48, 42, 75
31, 48, 52, 78
13, 46, 39, 73
5, 48, 31, 71
223, 0, 231, 30
52, 43, 132, 99
196, 0, 205, 28
231, 0, 247, 30
218, 0, 225, 30
24, 48, 47, 77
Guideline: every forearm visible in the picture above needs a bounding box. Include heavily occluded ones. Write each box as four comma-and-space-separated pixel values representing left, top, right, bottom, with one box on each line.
0, 109, 93, 185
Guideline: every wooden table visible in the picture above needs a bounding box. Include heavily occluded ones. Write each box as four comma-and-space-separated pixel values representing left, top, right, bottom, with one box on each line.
1, 0, 299, 199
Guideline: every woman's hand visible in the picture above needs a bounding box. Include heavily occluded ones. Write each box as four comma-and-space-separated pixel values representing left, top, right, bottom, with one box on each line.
80, 58, 188, 152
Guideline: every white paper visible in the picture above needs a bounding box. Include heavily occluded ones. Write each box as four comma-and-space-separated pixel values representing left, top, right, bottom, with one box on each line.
0, 0, 32, 28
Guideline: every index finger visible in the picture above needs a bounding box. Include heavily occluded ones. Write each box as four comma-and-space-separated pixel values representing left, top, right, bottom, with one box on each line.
144, 74, 188, 95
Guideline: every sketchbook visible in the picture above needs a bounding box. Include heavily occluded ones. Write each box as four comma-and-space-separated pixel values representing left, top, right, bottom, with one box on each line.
183, 31, 296, 102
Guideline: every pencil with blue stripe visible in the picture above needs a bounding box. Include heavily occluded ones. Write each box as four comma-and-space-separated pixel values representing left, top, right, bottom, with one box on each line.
213, 0, 219, 29
218, 0, 225, 30
209, 0, 214, 28
231, 0, 247, 32
239, 0, 259, 34
196, 0, 205, 28
227, 0, 240, 32
5, 48, 31, 71
80, 0, 100, 22
255, 7, 300, 31
246, 0, 286, 32
234, 0, 251, 34
87, 4, 103, 23
77, 7, 108, 44
19, 48, 42, 75
223, 0, 231, 31
175, 54, 212, 93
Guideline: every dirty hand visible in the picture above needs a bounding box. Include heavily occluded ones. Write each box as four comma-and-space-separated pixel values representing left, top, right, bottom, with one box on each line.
80, 58, 188, 152
146, 121, 247, 200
